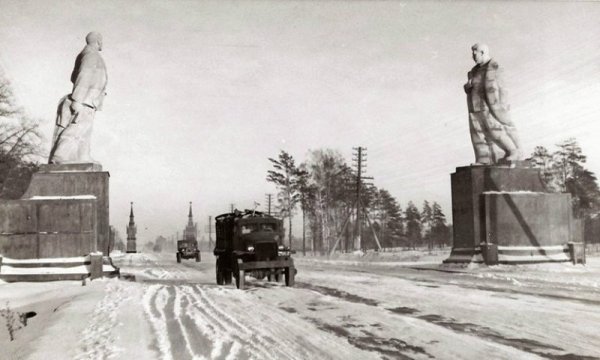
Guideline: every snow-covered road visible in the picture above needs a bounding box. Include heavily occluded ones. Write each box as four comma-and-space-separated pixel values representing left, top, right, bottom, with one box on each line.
120, 252, 600, 359
2, 252, 599, 359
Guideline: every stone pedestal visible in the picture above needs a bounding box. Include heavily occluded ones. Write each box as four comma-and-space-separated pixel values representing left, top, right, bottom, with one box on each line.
0, 163, 110, 259
23, 163, 110, 255
0, 197, 97, 258
445, 164, 574, 264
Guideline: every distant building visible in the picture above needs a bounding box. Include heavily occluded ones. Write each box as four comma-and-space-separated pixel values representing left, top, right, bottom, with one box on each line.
126, 202, 137, 253
183, 202, 198, 241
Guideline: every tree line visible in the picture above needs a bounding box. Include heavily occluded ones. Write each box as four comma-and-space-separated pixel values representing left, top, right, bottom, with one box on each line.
268, 139, 600, 254
266, 149, 451, 255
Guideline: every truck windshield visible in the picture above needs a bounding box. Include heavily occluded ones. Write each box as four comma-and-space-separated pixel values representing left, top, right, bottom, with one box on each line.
260, 223, 276, 232
241, 223, 277, 234
241, 224, 258, 234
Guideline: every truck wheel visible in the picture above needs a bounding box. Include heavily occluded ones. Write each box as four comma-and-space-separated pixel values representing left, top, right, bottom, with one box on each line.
285, 267, 295, 287
216, 258, 224, 285
236, 270, 245, 290
235, 259, 245, 290
176, 253, 181, 263
224, 271, 232, 285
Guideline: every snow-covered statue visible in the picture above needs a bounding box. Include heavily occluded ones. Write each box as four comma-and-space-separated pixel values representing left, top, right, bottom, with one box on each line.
464, 43, 522, 165
49, 32, 108, 164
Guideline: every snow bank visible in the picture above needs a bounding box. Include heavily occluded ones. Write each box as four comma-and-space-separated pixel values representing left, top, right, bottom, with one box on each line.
1, 265, 88, 275
27, 195, 97, 200
2, 256, 88, 264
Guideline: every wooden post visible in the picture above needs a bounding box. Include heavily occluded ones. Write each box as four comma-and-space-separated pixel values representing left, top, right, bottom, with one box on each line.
90, 252, 103, 280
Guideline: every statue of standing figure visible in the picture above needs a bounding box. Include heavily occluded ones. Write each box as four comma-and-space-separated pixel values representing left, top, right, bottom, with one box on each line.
48, 32, 107, 164
464, 43, 521, 165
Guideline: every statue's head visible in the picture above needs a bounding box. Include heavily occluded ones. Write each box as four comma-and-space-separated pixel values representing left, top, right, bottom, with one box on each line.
85, 32, 103, 51
471, 43, 490, 65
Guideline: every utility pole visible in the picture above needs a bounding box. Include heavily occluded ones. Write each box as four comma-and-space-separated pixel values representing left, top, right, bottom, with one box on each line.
353, 146, 372, 250
208, 215, 212, 250
265, 194, 273, 215
329, 146, 381, 257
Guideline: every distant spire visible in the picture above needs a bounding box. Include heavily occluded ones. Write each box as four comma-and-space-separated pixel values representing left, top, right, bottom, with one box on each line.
129, 202, 134, 222
184, 202, 197, 241
126, 202, 137, 252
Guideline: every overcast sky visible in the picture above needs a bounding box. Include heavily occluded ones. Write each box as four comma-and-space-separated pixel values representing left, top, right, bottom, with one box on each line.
1, 0, 599, 244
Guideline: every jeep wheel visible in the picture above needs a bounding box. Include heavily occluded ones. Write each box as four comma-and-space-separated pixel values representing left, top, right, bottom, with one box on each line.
176, 253, 181, 263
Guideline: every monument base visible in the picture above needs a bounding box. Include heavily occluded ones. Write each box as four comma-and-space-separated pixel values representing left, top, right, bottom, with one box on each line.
443, 247, 484, 264
0, 163, 115, 281
446, 164, 579, 264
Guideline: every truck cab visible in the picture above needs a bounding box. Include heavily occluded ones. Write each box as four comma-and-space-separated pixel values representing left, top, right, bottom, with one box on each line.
214, 210, 295, 289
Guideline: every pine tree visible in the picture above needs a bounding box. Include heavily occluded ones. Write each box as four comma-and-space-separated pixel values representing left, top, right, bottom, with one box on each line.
431, 202, 450, 248
421, 200, 433, 250
405, 201, 421, 249
266, 151, 303, 248
530, 139, 600, 217
529, 146, 556, 191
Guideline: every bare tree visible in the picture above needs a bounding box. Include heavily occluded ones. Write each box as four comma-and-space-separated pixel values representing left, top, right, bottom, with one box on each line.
0, 71, 43, 198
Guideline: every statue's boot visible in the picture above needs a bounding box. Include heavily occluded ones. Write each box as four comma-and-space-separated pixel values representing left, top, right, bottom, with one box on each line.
490, 130, 518, 162
504, 125, 523, 160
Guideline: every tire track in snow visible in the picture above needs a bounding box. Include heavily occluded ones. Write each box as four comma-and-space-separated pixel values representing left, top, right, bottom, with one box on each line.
180, 286, 257, 360
163, 286, 194, 360
145, 284, 250, 360
143, 284, 173, 360
193, 286, 288, 360
178, 287, 213, 359
75, 280, 129, 360
180, 289, 239, 360
190, 286, 356, 360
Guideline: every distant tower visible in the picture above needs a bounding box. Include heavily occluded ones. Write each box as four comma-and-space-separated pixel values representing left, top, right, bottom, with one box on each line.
126, 202, 137, 253
183, 202, 197, 241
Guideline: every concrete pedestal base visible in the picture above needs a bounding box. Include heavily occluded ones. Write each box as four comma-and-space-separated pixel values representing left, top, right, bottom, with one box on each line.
0, 163, 110, 261
445, 164, 577, 264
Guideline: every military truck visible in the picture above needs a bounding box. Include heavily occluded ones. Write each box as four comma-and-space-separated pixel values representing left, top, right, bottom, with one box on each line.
214, 210, 295, 289
176, 239, 200, 263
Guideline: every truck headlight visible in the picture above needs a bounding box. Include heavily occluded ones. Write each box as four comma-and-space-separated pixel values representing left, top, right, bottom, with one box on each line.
278, 245, 285, 250
247, 246, 255, 252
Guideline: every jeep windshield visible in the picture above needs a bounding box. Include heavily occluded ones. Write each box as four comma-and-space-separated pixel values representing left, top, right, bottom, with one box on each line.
178, 241, 197, 249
